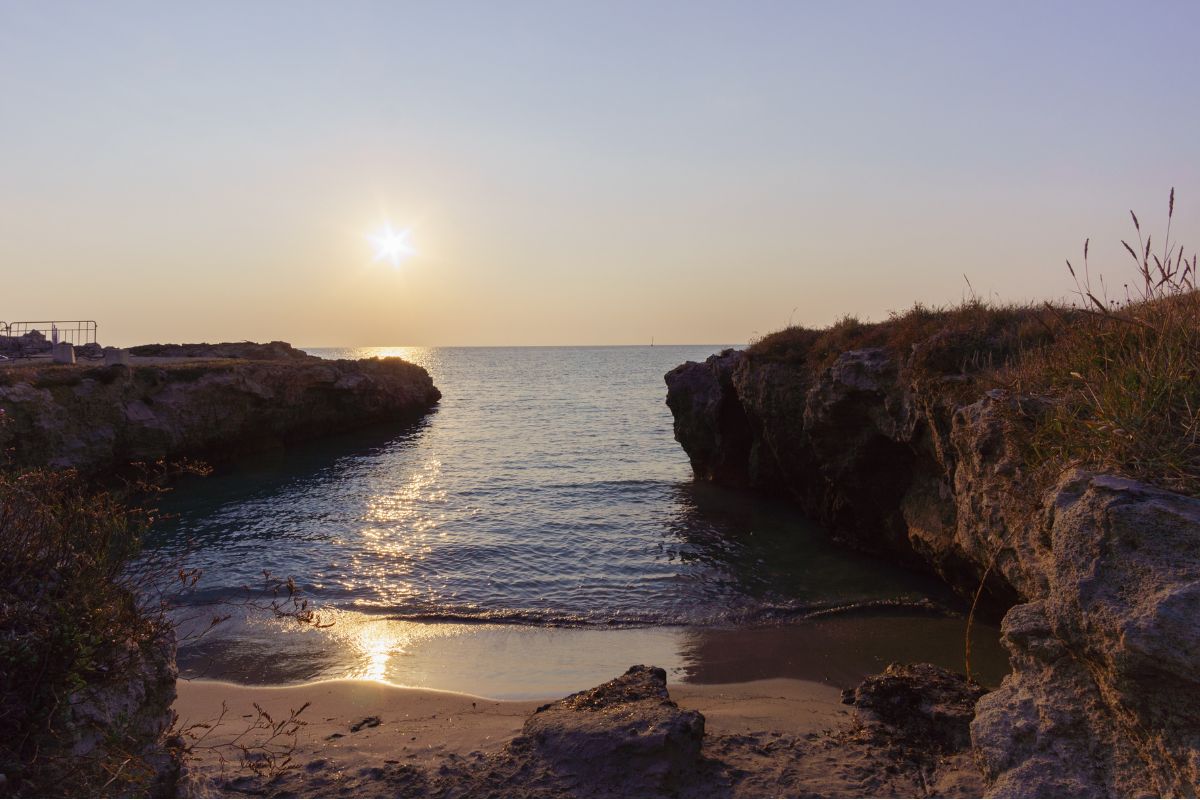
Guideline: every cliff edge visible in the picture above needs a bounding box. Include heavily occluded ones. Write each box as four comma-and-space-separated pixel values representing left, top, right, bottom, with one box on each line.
666, 341, 1200, 796
0, 345, 440, 472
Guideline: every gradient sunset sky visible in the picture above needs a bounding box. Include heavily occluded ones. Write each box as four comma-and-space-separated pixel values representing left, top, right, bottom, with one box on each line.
3, 0, 1198, 346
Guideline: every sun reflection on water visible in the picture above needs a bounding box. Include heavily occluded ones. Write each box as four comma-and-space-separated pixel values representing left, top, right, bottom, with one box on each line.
342, 618, 410, 681
341, 346, 435, 371
325, 613, 475, 684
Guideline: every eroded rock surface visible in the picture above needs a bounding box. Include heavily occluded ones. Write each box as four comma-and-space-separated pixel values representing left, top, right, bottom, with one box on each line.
665, 347, 1200, 796
0, 353, 440, 471
515, 665, 705, 795
844, 662, 986, 756
438, 665, 706, 797
973, 474, 1200, 796
126, 340, 313, 361
665, 348, 1034, 606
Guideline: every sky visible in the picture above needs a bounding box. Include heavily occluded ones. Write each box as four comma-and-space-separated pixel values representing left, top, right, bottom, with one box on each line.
2, 0, 1199, 347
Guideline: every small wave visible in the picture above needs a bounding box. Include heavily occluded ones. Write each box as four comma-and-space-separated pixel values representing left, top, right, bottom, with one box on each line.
373, 596, 960, 630
741, 596, 960, 623
381, 608, 672, 629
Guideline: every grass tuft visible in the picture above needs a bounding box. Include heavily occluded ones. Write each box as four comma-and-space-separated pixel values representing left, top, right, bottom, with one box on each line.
748, 189, 1200, 496
1001, 189, 1199, 494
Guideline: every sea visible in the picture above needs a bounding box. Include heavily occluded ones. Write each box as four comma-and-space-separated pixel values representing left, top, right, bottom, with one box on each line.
149, 346, 1006, 699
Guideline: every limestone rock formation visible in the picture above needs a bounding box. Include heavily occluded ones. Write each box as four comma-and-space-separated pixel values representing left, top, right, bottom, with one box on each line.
402, 665, 706, 798
126, 340, 313, 361
0, 354, 440, 472
839, 662, 989, 797
973, 473, 1200, 796
665, 346, 1200, 796
518, 665, 705, 795
844, 662, 986, 755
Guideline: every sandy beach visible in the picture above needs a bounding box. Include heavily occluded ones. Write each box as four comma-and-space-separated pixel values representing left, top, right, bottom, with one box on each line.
175, 675, 857, 796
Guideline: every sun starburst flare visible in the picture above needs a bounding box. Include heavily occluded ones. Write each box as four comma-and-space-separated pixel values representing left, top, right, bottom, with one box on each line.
368, 225, 415, 267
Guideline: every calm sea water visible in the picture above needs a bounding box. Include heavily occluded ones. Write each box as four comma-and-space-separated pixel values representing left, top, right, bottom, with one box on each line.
151, 346, 1005, 697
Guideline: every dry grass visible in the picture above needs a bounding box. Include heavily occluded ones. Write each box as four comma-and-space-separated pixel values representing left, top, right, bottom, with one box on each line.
749, 302, 1059, 393
1000, 190, 1199, 494
747, 189, 1199, 496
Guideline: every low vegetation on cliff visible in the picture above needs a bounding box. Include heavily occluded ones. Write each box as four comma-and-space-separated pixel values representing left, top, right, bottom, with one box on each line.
0, 462, 174, 796
750, 191, 1199, 496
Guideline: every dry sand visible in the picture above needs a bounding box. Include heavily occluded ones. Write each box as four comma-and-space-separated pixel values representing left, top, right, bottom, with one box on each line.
174, 676, 862, 797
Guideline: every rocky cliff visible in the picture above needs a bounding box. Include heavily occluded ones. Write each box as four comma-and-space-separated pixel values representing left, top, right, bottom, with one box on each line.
0, 353, 440, 472
666, 346, 1200, 796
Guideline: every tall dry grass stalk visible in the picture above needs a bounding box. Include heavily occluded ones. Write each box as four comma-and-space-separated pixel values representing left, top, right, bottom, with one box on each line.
1006, 189, 1200, 495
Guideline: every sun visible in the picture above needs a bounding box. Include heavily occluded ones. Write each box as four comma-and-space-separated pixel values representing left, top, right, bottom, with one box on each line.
368, 224, 415, 267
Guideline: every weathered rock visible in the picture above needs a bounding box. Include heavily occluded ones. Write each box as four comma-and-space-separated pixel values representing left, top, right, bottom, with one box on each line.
664, 348, 1029, 602
972, 602, 1144, 797
516, 665, 705, 796
126, 340, 313, 360
843, 662, 986, 755
664, 349, 754, 486
0, 355, 440, 472
839, 663, 989, 797
974, 474, 1200, 797
666, 344, 1200, 797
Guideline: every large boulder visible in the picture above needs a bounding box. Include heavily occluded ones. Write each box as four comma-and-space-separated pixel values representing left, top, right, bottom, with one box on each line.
973, 473, 1200, 797
516, 665, 705, 796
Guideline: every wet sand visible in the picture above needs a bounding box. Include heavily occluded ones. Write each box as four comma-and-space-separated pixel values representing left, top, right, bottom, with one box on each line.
177, 611, 1009, 699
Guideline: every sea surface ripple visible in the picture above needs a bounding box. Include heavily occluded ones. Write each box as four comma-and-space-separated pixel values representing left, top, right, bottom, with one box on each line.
151, 346, 958, 630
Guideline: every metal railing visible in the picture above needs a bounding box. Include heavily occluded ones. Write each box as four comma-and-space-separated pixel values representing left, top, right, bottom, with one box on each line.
0, 320, 99, 359
2, 320, 97, 345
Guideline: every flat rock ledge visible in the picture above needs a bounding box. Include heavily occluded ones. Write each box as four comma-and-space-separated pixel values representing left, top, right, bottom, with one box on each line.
0, 344, 440, 472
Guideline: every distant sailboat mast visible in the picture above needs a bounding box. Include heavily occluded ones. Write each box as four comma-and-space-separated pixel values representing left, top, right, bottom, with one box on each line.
650, 336, 654, 347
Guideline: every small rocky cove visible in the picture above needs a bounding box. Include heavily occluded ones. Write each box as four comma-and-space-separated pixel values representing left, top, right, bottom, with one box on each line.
4, 338, 1196, 797
665, 345, 1200, 796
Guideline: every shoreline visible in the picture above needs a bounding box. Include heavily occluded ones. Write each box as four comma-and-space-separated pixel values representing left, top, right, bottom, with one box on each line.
175, 675, 853, 796
172, 610, 1010, 700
